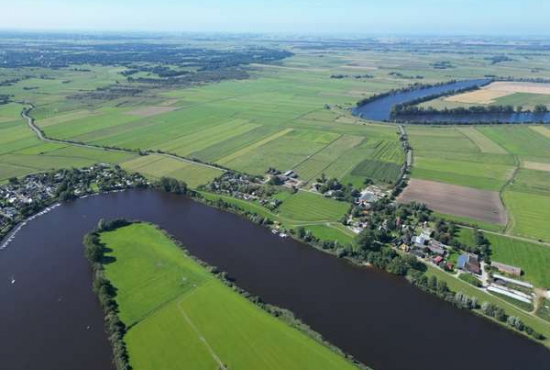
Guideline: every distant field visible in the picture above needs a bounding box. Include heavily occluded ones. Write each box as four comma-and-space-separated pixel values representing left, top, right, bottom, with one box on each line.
100, 223, 360, 370
121, 154, 223, 189
456, 127, 507, 154
478, 126, 550, 158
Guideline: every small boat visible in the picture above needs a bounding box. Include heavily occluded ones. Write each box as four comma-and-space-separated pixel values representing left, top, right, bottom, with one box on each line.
10, 276, 16, 284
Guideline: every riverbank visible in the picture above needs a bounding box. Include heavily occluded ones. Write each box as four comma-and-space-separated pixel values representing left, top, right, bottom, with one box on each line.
353, 79, 550, 124
85, 221, 369, 370
2, 189, 550, 370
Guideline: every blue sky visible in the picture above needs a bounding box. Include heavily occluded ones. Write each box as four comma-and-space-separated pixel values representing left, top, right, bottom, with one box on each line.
1, 0, 549, 35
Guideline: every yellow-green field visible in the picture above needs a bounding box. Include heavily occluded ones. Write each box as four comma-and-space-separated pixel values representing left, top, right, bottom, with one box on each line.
100, 223, 361, 370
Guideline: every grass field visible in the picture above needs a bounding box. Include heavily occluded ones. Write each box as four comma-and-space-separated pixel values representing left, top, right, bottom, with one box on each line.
121, 154, 223, 189
278, 191, 350, 222
100, 223, 360, 370
503, 191, 550, 242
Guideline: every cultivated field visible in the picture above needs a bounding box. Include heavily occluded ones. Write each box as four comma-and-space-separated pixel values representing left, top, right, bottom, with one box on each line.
398, 179, 507, 225
423, 81, 550, 110
408, 124, 550, 241
100, 223, 360, 370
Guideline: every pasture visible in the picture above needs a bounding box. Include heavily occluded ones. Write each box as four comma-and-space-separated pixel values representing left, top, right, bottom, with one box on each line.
278, 191, 350, 222
100, 223, 360, 370
120, 155, 223, 189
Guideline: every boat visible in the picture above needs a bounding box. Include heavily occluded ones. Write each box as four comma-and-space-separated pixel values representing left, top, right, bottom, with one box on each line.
10, 276, 15, 284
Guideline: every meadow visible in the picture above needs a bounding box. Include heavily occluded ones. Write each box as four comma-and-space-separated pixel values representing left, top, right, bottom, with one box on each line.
278, 191, 350, 222
100, 223, 361, 370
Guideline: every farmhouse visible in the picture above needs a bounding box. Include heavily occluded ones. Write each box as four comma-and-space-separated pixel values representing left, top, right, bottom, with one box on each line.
457, 253, 481, 275
426, 240, 446, 256
491, 261, 522, 277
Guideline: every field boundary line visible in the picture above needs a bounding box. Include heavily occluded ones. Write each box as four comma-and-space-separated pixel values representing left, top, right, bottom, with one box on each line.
127, 276, 215, 330
500, 155, 520, 234
176, 283, 228, 370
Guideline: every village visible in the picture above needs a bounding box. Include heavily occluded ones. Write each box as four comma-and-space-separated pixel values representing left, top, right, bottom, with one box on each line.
0, 164, 148, 247
401, 225, 542, 309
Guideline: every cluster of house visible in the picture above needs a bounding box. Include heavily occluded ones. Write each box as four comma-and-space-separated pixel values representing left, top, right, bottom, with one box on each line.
0, 165, 147, 238
355, 186, 388, 209
347, 186, 392, 234
398, 228, 456, 271
399, 227, 538, 305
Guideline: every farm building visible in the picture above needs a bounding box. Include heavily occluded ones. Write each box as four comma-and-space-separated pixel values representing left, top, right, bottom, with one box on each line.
457, 253, 481, 275
491, 261, 522, 277
426, 240, 446, 256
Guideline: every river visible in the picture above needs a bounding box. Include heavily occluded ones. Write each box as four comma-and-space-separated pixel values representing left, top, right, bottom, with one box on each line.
353, 79, 550, 124
1, 190, 549, 370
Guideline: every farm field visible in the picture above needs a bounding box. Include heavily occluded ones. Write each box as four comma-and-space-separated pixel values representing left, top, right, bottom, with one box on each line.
100, 223, 360, 370
1, 39, 550, 246
12, 60, 407, 189
397, 179, 507, 225
420, 81, 550, 110
120, 154, 223, 189
278, 191, 350, 222
0, 103, 138, 182
407, 124, 550, 241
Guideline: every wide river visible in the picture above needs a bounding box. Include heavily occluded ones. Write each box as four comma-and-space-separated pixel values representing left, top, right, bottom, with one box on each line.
353, 78, 550, 124
1, 190, 549, 370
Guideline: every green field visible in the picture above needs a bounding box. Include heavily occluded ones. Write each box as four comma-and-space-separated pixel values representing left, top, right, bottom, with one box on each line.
100, 223, 361, 370
120, 154, 223, 189
278, 191, 350, 222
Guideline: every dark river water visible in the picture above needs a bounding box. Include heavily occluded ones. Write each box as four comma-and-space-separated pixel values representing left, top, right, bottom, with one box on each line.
1, 190, 549, 370
353, 79, 550, 123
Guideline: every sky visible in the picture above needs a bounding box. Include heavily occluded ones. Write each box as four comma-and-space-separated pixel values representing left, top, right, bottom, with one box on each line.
1, 0, 549, 36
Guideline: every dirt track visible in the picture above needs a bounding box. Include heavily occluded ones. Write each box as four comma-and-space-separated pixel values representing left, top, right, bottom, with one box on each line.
398, 179, 507, 225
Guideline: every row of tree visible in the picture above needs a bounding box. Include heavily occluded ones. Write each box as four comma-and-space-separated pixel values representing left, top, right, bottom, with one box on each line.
84, 223, 133, 370
393, 103, 549, 116
356, 80, 459, 107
